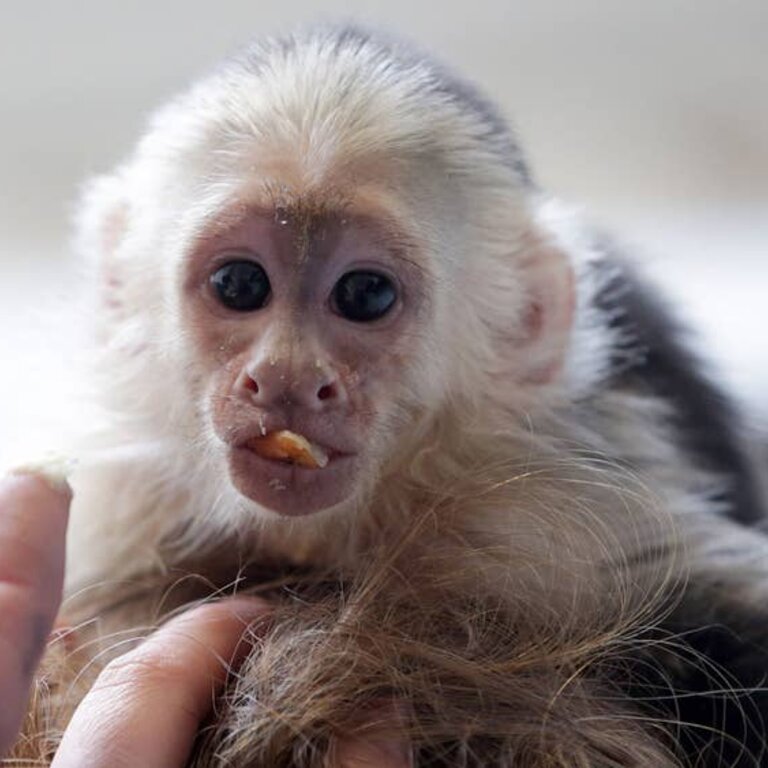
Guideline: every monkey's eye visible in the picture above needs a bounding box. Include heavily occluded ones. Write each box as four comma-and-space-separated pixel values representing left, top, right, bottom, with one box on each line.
332, 270, 398, 323
210, 260, 271, 312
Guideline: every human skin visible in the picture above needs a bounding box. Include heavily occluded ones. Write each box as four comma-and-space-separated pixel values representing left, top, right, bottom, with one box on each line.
0, 472, 408, 768
0, 473, 68, 754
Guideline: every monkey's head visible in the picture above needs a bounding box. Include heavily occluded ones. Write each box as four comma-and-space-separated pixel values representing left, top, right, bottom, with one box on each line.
79, 28, 577, 522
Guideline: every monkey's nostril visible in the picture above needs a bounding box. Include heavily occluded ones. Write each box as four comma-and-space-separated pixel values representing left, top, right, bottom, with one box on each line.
317, 384, 336, 401
244, 376, 260, 395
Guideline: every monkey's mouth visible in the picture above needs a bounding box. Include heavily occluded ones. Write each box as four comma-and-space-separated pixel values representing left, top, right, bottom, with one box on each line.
229, 429, 359, 515
244, 430, 330, 469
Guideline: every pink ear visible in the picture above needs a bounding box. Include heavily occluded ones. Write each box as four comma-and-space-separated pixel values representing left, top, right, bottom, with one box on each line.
75, 174, 130, 320
516, 236, 575, 385
99, 202, 129, 257
76, 174, 129, 262
99, 204, 130, 311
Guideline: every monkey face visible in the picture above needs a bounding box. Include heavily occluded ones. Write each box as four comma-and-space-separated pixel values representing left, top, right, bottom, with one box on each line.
79, 32, 575, 528
180, 201, 431, 517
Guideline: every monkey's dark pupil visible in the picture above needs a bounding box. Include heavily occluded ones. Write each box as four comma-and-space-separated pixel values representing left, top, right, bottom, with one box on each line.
210, 261, 271, 312
333, 271, 397, 322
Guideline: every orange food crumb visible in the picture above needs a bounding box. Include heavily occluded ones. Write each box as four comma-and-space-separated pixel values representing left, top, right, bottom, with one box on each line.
248, 430, 329, 469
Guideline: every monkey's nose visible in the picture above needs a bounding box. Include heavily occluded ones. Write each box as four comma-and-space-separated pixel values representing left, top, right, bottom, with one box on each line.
240, 363, 346, 411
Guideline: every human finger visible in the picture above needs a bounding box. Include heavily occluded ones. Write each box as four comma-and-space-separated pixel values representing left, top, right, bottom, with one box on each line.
0, 470, 70, 754
52, 596, 271, 768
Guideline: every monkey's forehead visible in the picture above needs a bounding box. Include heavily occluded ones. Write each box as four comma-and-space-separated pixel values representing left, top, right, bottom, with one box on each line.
135, 25, 530, 190
164, 176, 432, 267
181, 198, 423, 269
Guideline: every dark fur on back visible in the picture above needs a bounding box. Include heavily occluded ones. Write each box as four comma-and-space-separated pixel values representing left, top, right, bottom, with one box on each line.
591, 249, 768, 765
593, 249, 766, 527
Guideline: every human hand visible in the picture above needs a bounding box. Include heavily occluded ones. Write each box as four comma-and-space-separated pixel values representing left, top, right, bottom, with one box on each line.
0, 470, 69, 755
0, 470, 409, 768
52, 599, 411, 768
51, 599, 411, 768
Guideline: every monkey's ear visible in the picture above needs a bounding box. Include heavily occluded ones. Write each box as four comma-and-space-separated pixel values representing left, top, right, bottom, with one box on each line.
76, 173, 130, 264
75, 173, 131, 321
514, 235, 575, 385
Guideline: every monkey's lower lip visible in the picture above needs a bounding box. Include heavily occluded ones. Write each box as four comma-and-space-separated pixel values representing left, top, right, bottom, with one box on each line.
228, 445, 358, 516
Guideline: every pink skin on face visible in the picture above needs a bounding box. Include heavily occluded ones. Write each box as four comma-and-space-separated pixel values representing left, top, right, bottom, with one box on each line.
182, 205, 427, 517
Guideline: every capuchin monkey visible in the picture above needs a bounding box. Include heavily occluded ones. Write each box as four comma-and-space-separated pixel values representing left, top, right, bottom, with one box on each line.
10, 25, 768, 768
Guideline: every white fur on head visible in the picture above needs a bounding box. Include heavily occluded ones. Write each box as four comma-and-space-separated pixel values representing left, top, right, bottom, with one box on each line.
67, 27, 618, 585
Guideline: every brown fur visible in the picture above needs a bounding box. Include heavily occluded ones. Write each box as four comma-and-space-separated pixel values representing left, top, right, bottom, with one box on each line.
8, 431, 688, 767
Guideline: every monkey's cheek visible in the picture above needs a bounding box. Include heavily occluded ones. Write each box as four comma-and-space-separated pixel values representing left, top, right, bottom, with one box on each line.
226, 447, 360, 517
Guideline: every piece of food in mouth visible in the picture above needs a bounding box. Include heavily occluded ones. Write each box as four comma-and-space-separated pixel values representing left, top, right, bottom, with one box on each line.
246, 430, 330, 469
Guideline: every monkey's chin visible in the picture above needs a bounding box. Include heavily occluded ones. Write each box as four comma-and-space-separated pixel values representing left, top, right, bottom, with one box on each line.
226, 446, 360, 517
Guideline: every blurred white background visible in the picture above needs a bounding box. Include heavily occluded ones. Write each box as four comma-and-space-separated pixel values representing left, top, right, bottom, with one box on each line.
1, 0, 766, 463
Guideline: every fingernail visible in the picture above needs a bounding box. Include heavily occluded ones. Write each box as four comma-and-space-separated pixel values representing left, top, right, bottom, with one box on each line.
225, 596, 272, 621
214, 596, 273, 636
8, 454, 77, 498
